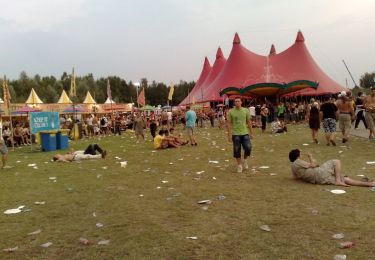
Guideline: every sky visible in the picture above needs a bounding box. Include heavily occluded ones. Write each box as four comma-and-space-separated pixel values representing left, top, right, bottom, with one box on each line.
0, 0, 374, 87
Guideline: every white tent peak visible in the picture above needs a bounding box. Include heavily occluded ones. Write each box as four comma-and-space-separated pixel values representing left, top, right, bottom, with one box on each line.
25, 88, 43, 104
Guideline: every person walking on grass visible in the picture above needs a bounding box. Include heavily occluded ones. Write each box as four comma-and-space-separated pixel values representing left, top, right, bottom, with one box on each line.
364, 86, 375, 140
308, 101, 320, 144
320, 97, 338, 146
336, 92, 354, 143
227, 98, 254, 173
185, 105, 197, 146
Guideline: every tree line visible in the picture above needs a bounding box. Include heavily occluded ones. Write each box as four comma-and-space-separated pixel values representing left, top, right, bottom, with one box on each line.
0, 71, 195, 106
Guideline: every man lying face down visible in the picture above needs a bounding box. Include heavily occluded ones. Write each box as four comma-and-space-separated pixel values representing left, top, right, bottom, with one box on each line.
53, 144, 107, 162
289, 149, 375, 187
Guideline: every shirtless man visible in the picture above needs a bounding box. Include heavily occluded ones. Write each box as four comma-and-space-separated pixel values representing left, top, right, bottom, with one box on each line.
336, 92, 354, 143
53, 144, 107, 162
364, 86, 375, 140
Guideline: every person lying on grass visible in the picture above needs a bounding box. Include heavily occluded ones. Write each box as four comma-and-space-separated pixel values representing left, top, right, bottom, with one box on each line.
53, 144, 107, 162
289, 149, 375, 187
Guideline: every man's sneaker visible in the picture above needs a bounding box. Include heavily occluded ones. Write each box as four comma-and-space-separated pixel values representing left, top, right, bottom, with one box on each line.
101, 150, 107, 159
242, 160, 249, 170
237, 164, 243, 173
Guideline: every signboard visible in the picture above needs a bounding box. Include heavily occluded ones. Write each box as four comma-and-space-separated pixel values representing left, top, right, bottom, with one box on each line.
30, 112, 60, 134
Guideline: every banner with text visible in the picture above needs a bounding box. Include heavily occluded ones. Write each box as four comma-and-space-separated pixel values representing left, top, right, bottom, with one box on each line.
30, 112, 60, 134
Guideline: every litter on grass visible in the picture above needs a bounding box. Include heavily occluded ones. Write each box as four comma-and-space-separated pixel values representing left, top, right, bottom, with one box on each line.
186, 236, 198, 240
260, 225, 271, 232
4, 205, 25, 215
334, 255, 347, 260
197, 200, 212, 205
366, 161, 375, 164
332, 233, 345, 239
196, 171, 205, 174
98, 240, 110, 245
27, 163, 36, 167
34, 201, 46, 205
49, 177, 57, 180
96, 223, 104, 228
28, 229, 41, 235
259, 166, 270, 169
209, 160, 219, 164
3, 246, 18, 253
338, 241, 354, 249
120, 161, 127, 168
41, 242, 53, 248
161, 180, 168, 184
79, 237, 91, 245
330, 189, 346, 194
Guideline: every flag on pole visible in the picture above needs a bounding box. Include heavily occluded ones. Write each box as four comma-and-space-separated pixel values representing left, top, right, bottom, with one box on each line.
107, 79, 112, 102
70, 68, 76, 97
2, 75, 11, 109
137, 87, 145, 106
168, 83, 174, 101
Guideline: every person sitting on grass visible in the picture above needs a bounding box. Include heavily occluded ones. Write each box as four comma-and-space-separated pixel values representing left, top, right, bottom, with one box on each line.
289, 149, 375, 187
153, 130, 179, 149
168, 128, 189, 146
53, 144, 107, 162
271, 118, 287, 134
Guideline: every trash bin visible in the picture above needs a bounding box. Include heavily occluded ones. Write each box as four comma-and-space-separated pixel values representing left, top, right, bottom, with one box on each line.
40, 131, 57, 152
56, 130, 69, 150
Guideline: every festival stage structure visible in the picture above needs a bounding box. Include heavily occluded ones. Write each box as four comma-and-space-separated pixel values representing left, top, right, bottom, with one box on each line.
180, 31, 346, 105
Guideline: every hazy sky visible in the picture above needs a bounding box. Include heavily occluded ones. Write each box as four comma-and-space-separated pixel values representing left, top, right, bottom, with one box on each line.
0, 0, 374, 87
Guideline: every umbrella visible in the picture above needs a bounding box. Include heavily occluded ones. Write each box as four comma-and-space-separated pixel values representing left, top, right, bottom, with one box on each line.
63, 105, 87, 113
12, 105, 41, 115
140, 105, 156, 111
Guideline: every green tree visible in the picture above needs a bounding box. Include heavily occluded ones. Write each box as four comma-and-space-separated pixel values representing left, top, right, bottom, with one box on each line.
360, 72, 375, 88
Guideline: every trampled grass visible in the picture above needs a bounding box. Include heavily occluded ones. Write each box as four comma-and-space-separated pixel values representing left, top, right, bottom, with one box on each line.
1, 124, 374, 259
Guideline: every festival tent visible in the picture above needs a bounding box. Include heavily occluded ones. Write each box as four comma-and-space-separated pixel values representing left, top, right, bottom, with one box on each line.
183, 31, 345, 102
197, 47, 227, 102
273, 31, 346, 96
25, 88, 44, 104
82, 91, 96, 104
57, 90, 72, 104
180, 57, 212, 105
104, 97, 115, 104
200, 33, 266, 102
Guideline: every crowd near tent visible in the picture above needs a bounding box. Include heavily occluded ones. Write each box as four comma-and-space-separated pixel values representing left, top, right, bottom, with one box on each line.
180, 31, 346, 105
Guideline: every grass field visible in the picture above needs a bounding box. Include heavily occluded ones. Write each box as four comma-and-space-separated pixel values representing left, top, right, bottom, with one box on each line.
1, 124, 374, 259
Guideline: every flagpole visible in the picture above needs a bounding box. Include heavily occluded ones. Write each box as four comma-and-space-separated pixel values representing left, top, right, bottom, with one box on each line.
3, 76, 14, 150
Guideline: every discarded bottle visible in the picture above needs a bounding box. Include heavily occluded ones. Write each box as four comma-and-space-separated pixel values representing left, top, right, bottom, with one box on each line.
334, 254, 347, 260
79, 237, 91, 245
3, 246, 18, 253
332, 233, 345, 239
338, 241, 354, 249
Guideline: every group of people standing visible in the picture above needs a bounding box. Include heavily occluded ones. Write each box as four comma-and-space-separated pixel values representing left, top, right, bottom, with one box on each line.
307, 87, 375, 145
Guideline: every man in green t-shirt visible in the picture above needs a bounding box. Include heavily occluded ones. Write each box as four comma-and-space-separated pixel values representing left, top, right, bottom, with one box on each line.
227, 98, 253, 173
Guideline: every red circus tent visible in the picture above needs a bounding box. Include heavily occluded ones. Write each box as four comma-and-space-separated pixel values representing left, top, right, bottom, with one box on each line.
180, 57, 211, 105
180, 30, 346, 104
203, 33, 266, 102
271, 31, 346, 96
196, 47, 227, 102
